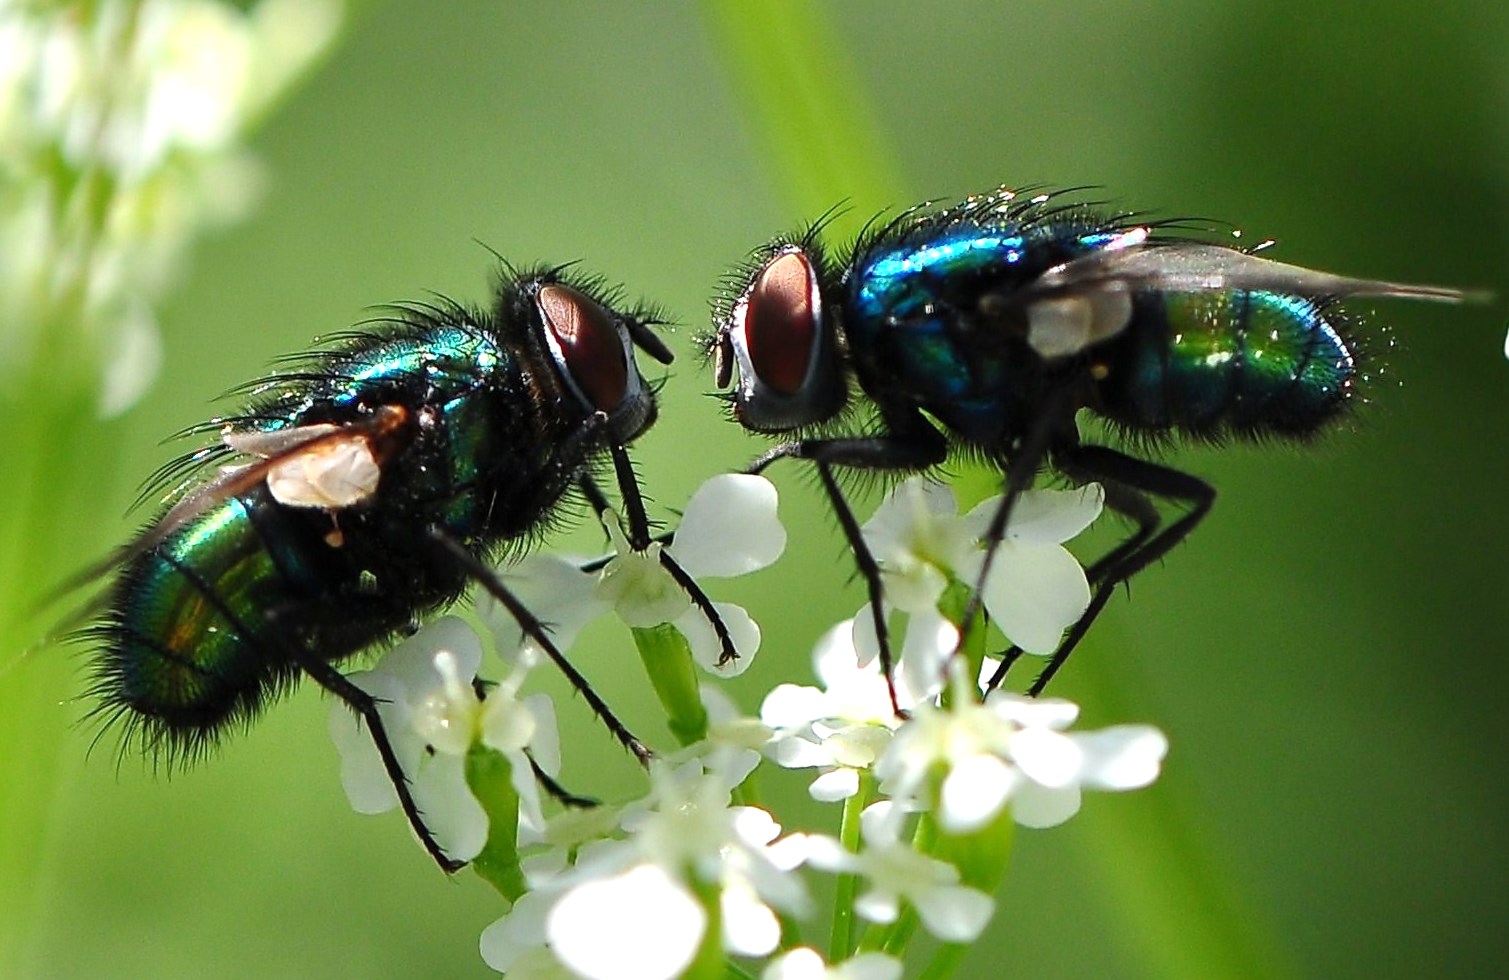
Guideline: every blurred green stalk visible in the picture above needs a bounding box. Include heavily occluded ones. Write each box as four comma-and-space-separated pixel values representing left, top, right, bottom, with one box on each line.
0, 337, 118, 976
700, 0, 907, 234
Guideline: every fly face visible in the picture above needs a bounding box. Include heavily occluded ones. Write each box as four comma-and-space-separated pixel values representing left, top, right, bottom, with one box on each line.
712, 242, 847, 434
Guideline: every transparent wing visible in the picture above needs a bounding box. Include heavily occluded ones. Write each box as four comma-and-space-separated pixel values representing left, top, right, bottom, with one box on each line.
1016, 239, 1485, 360
1032, 240, 1481, 303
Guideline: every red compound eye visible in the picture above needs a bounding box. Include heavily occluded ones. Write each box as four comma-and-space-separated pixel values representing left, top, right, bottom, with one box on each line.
538, 284, 629, 412
744, 249, 819, 396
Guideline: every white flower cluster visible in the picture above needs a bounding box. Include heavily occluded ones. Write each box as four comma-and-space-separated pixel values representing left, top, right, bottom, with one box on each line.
330, 475, 1168, 978
0, 0, 342, 413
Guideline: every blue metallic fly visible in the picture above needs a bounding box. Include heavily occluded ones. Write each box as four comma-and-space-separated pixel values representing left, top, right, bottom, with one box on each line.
709, 186, 1477, 703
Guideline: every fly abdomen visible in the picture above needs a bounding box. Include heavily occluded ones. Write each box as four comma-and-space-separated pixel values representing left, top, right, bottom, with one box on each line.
97, 491, 354, 753
1097, 290, 1360, 439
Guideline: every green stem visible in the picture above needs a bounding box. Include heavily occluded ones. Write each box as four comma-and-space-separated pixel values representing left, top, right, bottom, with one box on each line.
682, 875, 727, 980
633, 623, 708, 746
918, 943, 969, 980
877, 906, 920, 957
938, 583, 988, 707
855, 812, 928, 956
465, 746, 527, 901
828, 771, 873, 962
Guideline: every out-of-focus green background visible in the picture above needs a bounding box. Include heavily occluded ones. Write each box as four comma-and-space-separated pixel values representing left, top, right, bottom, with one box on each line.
9, 1, 1508, 976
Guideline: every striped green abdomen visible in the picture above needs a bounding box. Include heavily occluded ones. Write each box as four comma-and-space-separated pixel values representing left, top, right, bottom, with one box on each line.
1098, 290, 1359, 438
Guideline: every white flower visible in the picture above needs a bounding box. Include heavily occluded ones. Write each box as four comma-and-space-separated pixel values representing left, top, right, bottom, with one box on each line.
761, 619, 911, 802
873, 668, 1168, 833
805, 803, 994, 943
853, 478, 1101, 696
762, 947, 903, 980
328, 616, 558, 863
480, 746, 814, 977
483, 474, 785, 676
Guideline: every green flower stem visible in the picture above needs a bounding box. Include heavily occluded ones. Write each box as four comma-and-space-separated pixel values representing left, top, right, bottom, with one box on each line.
464, 746, 527, 901
932, 805, 1016, 896
922, 806, 1018, 980
917, 942, 969, 980
828, 770, 874, 962
852, 809, 933, 956
633, 623, 708, 747
876, 905, 920, 958
938, 583, 988, 706
683, 876, 727, 980
1, 31, 136, 956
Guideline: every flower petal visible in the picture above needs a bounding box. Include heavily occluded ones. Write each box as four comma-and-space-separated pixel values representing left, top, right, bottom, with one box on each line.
669, 474, 786, 577
679, 601, 760, 676
913, 884, 994, 942
1077, 725, 1169, 789
482, 554, 605, 659
520, 694, 563, 776
938, 753, 1015, 832
988, 693, 1080, 730
479, 888, 554, 974
762, 947, 827, 980
853, 887, 900, 925
1011, 782, 1082, 828
838, 952, 905, 980
409, 750, 487, 863
722, 882, 781, 956
599, 545, 690, 627
761, 682, 828, 729
964, 484, 1103, 545
801, 834, 857, 873
1009, 727, 1085, 789
381, 616, 484, 693
979, 542, 1090, 653
772, 735, 835, 770
897, 607, 957, 703
477, 690, 536, 753
850, 604, 882, 669
824, 726, 891, 769
329, 705, 401, 814
863, 478, 958, 547
547, 864, 705, 980
810, 767, 860, 802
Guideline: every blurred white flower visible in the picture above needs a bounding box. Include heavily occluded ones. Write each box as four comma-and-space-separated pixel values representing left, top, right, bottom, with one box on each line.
0, 0, 342, 413
873, 667, 1168, 833
854, 478, 1102, 696
483, 473, 785, 676
328, 616, 559, 863
762, 947, 903, 980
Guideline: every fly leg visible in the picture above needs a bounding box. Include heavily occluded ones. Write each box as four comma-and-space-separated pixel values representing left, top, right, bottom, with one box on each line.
297, 652, 466, 873
1022, 445, 1214, 695
748, 418, 947, 714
